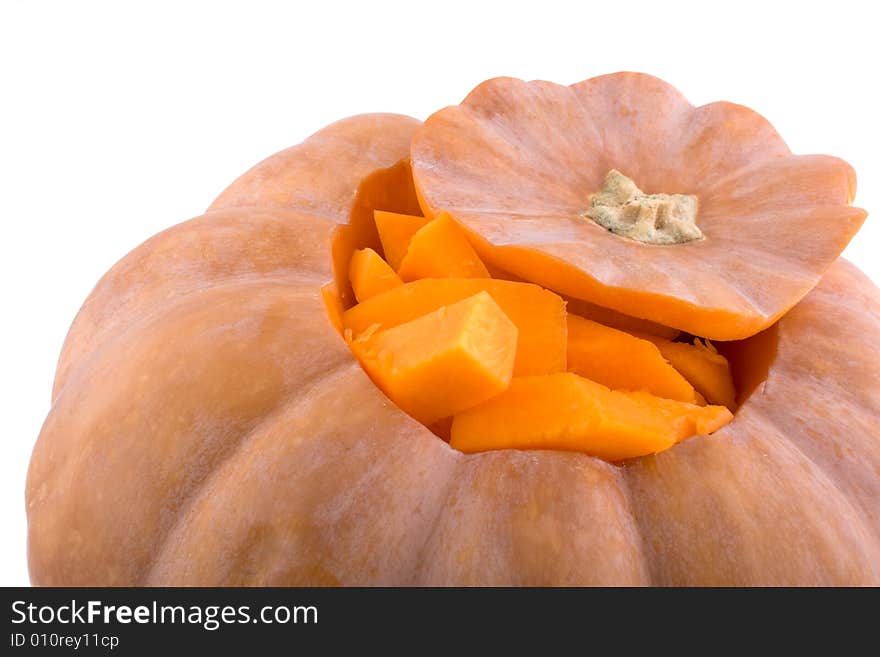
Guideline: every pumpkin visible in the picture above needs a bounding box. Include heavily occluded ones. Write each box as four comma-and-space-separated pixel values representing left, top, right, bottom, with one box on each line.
411, 74, 866, 340
26, 75, 879, 586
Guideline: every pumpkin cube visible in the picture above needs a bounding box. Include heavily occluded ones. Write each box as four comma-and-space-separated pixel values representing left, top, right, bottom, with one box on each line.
350, 291, 517, 425
398, 212, 490, 281
635, 334, 737, 409
342, 278, 566, 376
373, 210, 430, 270
567, 314, 697, 402
450, 373, 732, 461
349, 248, 403, 303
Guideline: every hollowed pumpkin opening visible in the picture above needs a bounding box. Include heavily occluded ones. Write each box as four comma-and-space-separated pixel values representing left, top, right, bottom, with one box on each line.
321, 159, 781, 462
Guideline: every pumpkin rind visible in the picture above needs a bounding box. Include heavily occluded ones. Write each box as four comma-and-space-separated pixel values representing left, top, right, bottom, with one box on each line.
30, 114, 425, 585
27, 110, 880, 586
411, 74, 867, 340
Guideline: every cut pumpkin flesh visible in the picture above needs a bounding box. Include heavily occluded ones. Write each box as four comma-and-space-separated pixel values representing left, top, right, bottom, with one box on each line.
344, 278, 566, 376
350, 291, 517, 425
565, 295, 679, 340
337, 199, 737, 462
567, 315, 697, 403
373, 210, 429, 270
450, 373, 733, 461
636, 335, 737, 409
349, 248, 403, 302
398, 212, 490, 281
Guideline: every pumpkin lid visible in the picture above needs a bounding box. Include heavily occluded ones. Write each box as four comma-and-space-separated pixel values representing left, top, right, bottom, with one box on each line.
410, 73, 867, 340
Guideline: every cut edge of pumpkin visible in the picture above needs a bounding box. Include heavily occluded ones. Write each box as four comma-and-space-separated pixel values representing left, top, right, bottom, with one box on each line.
414, 179, 804, 341
453, 219, 772, 341
323, 162, 782, 462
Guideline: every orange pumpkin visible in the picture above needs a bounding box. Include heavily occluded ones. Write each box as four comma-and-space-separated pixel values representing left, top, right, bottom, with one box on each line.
412, 74, 866, 340
27, 75, 879, 586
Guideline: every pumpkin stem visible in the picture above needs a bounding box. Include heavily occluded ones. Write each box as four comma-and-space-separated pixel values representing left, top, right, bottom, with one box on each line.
582, 170, 702, 245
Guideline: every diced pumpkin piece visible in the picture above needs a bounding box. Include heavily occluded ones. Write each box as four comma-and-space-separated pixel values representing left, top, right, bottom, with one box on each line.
349, 291, 517, 425
398, 213, 490, 281
373, 210, 429, 270
450, 373, 732, 461
637, 335, 737, 409
567, 315, 697, 402
623, 390, 732, 436
349, 248, 403, 302
564, 296, 680, 340
343, 278, 566, 376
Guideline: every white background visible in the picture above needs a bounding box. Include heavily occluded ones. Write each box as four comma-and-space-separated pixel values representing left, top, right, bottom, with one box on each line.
1, 0, 877, 586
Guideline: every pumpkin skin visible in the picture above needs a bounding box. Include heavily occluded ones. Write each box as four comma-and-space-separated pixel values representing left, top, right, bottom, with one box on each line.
411, 74, 867, 340
27, 107, 880, 585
